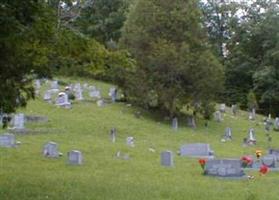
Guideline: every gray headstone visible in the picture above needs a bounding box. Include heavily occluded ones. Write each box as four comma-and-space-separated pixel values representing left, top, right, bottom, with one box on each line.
274, 117, 279, 131
43, 142, 60, 158
261, 155, 276, 168
214, 111, 222, 122
220, 104, 226, 113
172, 117, 178, 131
13, 113, 25, 129
109, 87, 117, 103
110, 128, 116, 143
75, 89, 83, 101
268, 149, 279, 161
43, 90, 52, 103
249, 108, 256, 120
68, 150, 83, 165
126, 136, 135, 147
180, 143, 214, 158
231, 104, 237, 115
0, 134, 16, 147
56, 93, 71, 108
89, 88, 101, 99
187, 116, 196, 128
247, 128, 256, 145
51, 80, 59, 89
223, 127, 232, 140
205, 159, 245, 177
161, 151, 174, 167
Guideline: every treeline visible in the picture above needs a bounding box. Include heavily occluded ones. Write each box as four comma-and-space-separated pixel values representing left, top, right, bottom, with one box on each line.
1, 0, 278, 117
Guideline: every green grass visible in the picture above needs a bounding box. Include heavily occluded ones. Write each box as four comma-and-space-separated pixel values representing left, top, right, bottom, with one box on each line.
1, 77, 279, 200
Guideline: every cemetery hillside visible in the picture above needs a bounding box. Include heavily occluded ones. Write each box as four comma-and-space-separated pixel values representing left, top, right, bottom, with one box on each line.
1, 0, 279, 199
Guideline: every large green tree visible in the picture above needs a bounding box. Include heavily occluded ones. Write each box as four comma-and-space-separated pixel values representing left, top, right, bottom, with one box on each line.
0, 0, 56, 113
121, 0, 224, 117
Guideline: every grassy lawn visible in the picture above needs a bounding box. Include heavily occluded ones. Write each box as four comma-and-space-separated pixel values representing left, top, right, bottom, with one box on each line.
1, 77, 279, 200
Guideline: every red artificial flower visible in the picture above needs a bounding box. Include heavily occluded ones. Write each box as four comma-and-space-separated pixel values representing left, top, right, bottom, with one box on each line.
241, 156, 253, 165
259, 165, 269, 175
198, 159, 207, 170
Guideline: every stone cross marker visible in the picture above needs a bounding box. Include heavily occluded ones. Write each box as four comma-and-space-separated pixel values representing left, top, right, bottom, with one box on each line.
68, 150, 83, 165
180, 143, 214, 159
161, 151, 174, 167
205, 159, 245, 177
43, 142, 60, 158
0, 134, 16, 147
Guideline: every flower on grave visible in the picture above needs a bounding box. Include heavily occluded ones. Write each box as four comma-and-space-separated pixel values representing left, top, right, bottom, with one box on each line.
198, 159, 207, 170
255, 150, 262, 159
259, 165, 269, 176
241, 156, 253, 168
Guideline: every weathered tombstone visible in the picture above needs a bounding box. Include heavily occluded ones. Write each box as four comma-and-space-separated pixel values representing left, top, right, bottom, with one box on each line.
274, 117, 279, 131
172, 117, 178, 131
261, 155, 277, 168
109, 87, 117, 103
187, 116, 196, 128
205, 159, 245, 177
13, 113, 25, 129
68, 150, 83, 165
161, 151, 174, 167
268, 149, 279, 161
214, 111, 222, 122
89, 87, 101, 99
249, 108, 256, 120
126, 136, 135, 147
75, 88, 83, 101
55, 92, 71, 108
231, 104, 237, 116
51, 80, 59, 90
43, 90, 52, 103
180, 143, 214, 159
110, 128, 116, 143
220, 104, 226, 113
96, 99, 104, 107
247, 128, 256, 145
0, 134, 16, 147
43, 142, 60, 158
223, 127, 232, 141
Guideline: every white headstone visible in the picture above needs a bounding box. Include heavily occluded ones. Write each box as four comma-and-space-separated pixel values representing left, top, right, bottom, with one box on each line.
172, 117, 178, 131
68, 150, 83, 165
247, 128, 256, 144
109, 87, 117, 103
13, 113, 25, 129
274, 117, 279, 131
180, 143, 214, 158
0, 134, 16, 147
51, 80, 59, 90
43, 142, 60, 158
43, 90, 52, 103
161, 151, 174, 167
55, 92, 71, 108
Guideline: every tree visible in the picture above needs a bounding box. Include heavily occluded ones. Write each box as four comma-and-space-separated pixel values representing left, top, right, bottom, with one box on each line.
121, 0, 224, 117
0, 0, 56, 113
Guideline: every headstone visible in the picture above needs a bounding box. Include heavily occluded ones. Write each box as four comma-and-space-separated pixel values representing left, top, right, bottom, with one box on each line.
96, 99, 104, 107
214, 111, 222, 122
274, 117, 279, 131
68, 150, 83, 165
126, 136, 135, 147
205, 159, 245, 177
187, 116, 196, 128
89, 87, 101, 99
223, 127, 232, 141
75, 88, 83, 101
247, 128, 256, 145
43, 90, 52, 103
51, 80, 59, 90
110, 128, 116, 143
180, 143, 214, 159
220, 104, 226, 113
161, 151, 174, 167
13, 113, 25, 129
172, 117, 178, 131
55, 92, 71, 108
109, 87, 117, 103
0, 134, 16, 147
25, 115, 48, 123
231, 104, 237, 116
261, 155, 277, 168
43, 142, 60, 158
268, 149, 279, 161
249, 108, 256, 120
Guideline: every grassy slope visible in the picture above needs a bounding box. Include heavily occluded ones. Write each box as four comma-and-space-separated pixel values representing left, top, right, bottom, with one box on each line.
1, 77, 279, 200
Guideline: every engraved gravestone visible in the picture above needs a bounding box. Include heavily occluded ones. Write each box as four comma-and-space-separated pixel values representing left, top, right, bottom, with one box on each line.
0, 134, 16, 147
172, 117, 178, 131
13, 113, 25, 129
68, 150, 83, 165
161, 151, 174, 167
55, 92, 71, 108
180, 143, 214, 159
261, 155, 277, 168
43, 142, 60, 158
205, 159, 245, 177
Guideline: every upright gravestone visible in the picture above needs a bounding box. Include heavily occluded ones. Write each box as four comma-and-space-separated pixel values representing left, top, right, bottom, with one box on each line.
220, 104, 226, 113
214, 111, 222, 122
205, 159, 245, 177
180, 143, 214, 159
247, 128, 256, 145
249, 108, 256, 120
55, 92, 71, 108
50, 80, 59, 90
0, 134, 16, 147
274, 117, 279, 131
187, 116, 196, 128
43, 90, 52, 103
126, 136, 135, 147
68, 150, 83, 165
161, 151, 174, 167
89, 87, 101, 99
109, 87, 117, 103
43, 142, 60, 158
223, 127, 232, 141
172, 117, 178, 131
265, 116, 273, 132
110, 128, 116, 143
75, 88, 83, 101
261, 155, 277, 168
268, 149, 279, 161
13, 113, 25, 130
231, 104, 237, 116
